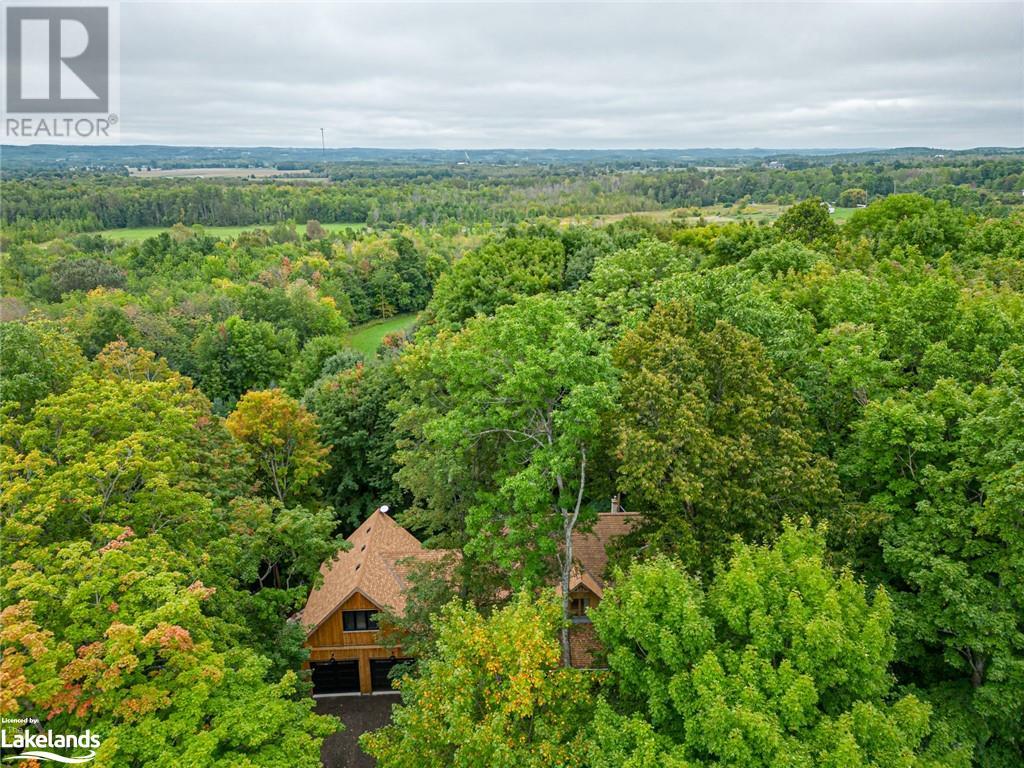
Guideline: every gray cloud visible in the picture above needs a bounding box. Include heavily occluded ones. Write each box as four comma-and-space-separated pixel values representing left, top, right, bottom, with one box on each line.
118, 1, 1023, 148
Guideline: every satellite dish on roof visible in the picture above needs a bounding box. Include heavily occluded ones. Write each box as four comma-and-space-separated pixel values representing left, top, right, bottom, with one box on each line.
380, 505, 390, 514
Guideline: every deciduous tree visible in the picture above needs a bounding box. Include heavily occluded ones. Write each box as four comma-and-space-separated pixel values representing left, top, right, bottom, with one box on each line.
361, 595, 593, 768
394, 295, 617, 662
304, 359, 406, 530
427, 234, 566, 328
774, 197, 839, 247
0, 320, 86, 418
840, 349, 1024, 765
225, 389, 329, 505
589, 523, 969, 768
613, 300, 838, 570
193, 315, 297, 410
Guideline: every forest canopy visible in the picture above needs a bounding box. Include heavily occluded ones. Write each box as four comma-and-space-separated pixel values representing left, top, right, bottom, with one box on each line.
1, 157, 1022, 767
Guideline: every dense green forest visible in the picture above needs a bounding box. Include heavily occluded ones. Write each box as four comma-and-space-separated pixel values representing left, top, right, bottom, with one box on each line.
2, 158, 1023, 767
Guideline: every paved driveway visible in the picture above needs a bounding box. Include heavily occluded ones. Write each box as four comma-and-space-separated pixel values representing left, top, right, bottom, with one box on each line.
315, 695, 398, 768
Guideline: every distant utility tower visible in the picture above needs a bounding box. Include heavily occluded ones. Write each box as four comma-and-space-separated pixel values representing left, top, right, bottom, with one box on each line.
320, 128, 325, 158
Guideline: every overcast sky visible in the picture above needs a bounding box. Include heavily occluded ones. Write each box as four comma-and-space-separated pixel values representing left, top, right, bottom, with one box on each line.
118, 1, 1023, 148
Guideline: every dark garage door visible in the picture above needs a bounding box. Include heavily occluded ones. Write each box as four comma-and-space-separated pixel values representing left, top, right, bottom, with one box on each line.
311, 659, 360, 695
370, 658, 410, 692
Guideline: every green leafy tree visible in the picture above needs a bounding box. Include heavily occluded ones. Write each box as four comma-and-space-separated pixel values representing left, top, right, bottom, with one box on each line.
303, 359, 406, 530
427, 234, 566, 327
74, 303, 141, 358
845, 194, 967, 260
652, 264, 820, 390
0, 320, 87, 418
742, 240, 822, 277
283, 334, 349, 397
1, 350, 340, 764
839, 188, 869, 207
589, 522, 969, 768
572, 239, 692, 338
613, 300, 838, 570
561, 225, 615, 289
234, 281, 346, 347
1, 531, 335, 767
217, 494, 345, 675
806, 322, 902, 455
269, 221, 299, 244
2, 367, 212, 549
193, 315, 297, 409
321, 235, 432, 324
394, 295, 617, 662
775, 198, 839, 247
961, 212, 1024, 263
49, 256, 126, 296
361, 594, 593, 768
840, 349, 1024, 765
94, 339, 181, 383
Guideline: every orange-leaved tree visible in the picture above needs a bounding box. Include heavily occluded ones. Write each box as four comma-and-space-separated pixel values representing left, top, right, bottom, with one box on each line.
225, 388, 329, 504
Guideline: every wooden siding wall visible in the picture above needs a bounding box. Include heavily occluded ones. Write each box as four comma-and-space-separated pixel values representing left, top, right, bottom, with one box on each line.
570, 587, 599, 609
305, 591, 405, 694
307, 592, 380, 648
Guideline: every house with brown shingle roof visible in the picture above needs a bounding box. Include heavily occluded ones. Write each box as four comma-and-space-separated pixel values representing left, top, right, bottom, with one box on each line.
300, 503, 637, 693
300, 506, 454, 695
561, 508, 640, 667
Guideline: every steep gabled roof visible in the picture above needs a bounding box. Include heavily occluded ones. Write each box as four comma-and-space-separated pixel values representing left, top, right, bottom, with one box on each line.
566, 565, 604, 597
300, 507, 447, 635
566, 512, 639, 599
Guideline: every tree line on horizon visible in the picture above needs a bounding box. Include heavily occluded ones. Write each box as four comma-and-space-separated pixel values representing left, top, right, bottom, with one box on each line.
1, 155, 1020, 239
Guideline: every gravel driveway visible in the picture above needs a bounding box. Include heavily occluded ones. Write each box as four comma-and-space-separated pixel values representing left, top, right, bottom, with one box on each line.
315, 694, 398, 768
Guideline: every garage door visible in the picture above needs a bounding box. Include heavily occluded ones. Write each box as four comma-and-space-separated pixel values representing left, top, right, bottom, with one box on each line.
311, 659, 359, 695
370, 658, 410, 692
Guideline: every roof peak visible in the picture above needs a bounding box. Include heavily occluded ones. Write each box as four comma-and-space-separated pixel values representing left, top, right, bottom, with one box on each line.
300, 505, 427, 634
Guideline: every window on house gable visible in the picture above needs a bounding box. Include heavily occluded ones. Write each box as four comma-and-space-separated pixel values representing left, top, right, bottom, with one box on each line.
569, 597, 591, 616
342, 610, 379, 632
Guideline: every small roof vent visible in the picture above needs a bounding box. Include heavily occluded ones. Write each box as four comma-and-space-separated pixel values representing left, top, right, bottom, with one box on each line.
380, 505, 390, 514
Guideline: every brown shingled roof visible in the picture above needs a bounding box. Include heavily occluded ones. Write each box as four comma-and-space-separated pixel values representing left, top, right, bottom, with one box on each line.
300, 507, 450, 636
565, 512, 639, 598
302, 509, 637, 635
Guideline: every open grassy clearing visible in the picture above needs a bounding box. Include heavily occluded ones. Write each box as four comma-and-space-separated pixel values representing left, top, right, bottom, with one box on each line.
830, 207, 859, 222
563, 202, 857, 228
96, 222, 364, 241
345, 313, 419, 357
562, 204, 785, 227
